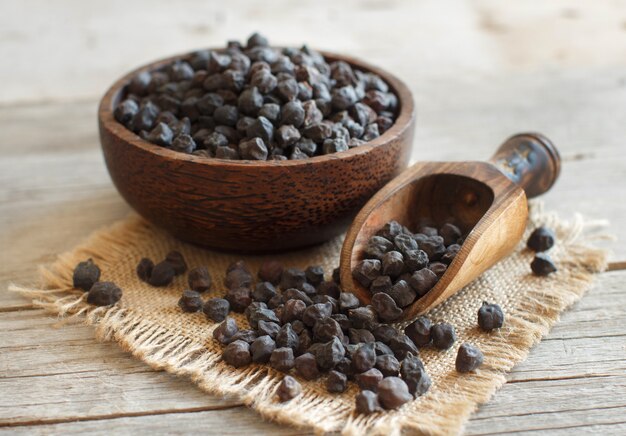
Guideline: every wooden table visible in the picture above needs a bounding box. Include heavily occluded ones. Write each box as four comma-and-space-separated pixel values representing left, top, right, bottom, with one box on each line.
1, 1, 625, 434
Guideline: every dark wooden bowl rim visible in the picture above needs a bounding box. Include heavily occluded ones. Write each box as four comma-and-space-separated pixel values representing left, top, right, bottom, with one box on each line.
99, 48, 415, 168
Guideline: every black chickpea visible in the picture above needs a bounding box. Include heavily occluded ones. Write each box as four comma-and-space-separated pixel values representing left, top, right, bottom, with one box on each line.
152, 220, 528, 415
353, 220, 467, 310
114, 33, 398, 160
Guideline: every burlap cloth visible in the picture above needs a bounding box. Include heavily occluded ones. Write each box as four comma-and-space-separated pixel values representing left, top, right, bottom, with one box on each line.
12, 203, 609, 435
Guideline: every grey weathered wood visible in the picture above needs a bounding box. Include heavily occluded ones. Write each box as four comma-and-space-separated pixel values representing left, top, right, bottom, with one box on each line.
1, 77, 625, 436
1, 75, 624, 306
0, 314, 241, 426
466, 377, 626, 435
6, 416, 626, 436
3, 0, 626, 105
1, 272, 624, 433
1, 102, 624, 432
0, 408, 309, 435
2, 0, 626, 433
0, 372, 240, 426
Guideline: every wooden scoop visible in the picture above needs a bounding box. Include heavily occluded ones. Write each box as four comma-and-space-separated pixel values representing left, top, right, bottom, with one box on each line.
339, 133, 561, 320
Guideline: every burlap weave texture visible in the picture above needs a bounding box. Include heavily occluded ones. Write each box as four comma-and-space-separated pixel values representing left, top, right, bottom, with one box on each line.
13, 204, 608, 435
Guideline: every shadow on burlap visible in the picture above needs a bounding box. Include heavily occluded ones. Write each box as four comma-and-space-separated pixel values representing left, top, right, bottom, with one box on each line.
11, 203, 609, 435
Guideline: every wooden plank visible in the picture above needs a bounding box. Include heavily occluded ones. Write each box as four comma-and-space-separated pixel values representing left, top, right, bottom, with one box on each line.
1, 1, 625, 433
1, 366, 624, 434
0, 271, 624, 430
465, 271, 626, 434
0, 311, 241, 426
3, 406, 625, 436
0, 408, 308, 435
3, 1, 626, 105
506, 280, 626, 382
0, 311, 152, 376
0, 0, 491, 105
0, 102, 131, 306
3, 402, 625, 436
530, 271, 626, 341
0, 372, 240, 427
466, 377, 626, 435
0, 372, 238, 426
1, 72, 624, 308
0, 99, 624, 431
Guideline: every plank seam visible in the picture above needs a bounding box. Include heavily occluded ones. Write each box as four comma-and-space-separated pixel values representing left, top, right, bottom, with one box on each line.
0, 404, 244, 428
470, 403, 626, 422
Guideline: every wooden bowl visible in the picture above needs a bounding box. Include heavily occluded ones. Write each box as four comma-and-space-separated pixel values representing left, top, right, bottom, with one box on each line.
98, 50, 416, 252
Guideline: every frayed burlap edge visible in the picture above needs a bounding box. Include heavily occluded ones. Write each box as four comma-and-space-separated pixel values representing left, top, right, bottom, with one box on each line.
9, 203, 610, 435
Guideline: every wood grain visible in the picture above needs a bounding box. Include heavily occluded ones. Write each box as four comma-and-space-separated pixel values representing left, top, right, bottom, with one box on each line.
1, 0, 626, 433
3, 1, 626, 106
1, 273, 624, 433
0, 408, 310, 435
488, 133, 560, 199
1, 91, 625, 435
0, 93, 626, 434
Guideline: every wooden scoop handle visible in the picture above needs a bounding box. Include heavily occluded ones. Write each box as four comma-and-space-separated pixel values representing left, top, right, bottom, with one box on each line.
489, 133, 561, 198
